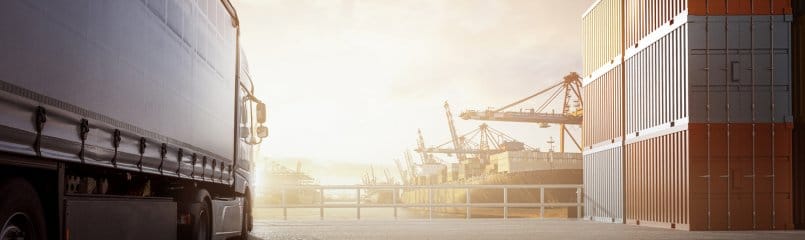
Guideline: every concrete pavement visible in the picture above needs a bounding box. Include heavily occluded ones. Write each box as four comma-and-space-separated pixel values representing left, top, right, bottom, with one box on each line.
249, 219, 805, 240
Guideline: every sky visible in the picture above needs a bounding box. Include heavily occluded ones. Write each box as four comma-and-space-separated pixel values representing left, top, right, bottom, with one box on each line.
232, 0, 595, 184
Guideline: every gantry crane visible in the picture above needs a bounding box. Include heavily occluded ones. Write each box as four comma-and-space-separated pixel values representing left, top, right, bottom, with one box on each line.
459, 72, 583, 153
415, 123, 534, 163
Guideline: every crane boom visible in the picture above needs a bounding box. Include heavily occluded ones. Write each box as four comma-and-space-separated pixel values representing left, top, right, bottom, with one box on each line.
460, 111, 582, 125
458, 72, 583, 153
493, 81, 563, 112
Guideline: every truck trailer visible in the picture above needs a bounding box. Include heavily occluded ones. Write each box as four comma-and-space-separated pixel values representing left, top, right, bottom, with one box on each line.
0, 0, 266, 239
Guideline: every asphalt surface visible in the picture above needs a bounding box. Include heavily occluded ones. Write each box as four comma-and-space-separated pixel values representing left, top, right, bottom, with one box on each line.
248, 219, 805, 240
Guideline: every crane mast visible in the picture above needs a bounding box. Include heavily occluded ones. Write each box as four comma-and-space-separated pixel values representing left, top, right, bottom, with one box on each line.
443, 102, 466, 162
416, 129, 434, 164
394, 158, 408, 185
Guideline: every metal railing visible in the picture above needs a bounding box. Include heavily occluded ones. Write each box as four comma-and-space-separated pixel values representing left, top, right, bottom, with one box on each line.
260, 184, 583, 220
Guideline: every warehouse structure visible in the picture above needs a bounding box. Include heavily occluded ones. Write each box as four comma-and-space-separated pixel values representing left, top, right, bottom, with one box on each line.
582, 0, 799, 230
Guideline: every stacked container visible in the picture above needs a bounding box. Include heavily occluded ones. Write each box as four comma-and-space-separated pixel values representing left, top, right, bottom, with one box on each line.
582, 0, 795, 230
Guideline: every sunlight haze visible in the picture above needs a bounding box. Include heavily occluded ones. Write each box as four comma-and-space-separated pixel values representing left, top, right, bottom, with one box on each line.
234, 0, 595, 184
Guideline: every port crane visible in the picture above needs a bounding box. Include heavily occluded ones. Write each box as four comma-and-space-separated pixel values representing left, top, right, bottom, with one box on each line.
394, 158, 409, 185
459, 72, 583, 153
415, 123, 535, 163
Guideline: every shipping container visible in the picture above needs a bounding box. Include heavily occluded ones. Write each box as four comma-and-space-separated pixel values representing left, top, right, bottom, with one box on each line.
625, 24, 689, 134
625, 0, 688, 49
688, 15, 792, 124
689, 123, 793, 230
582, 0, 623, 77
582, 65, 623, 148
583, 146, 623, 223
625, 129, 690, 230
688, 0, 792, 16
582, 0, 796, 231
492, 151, 582, 173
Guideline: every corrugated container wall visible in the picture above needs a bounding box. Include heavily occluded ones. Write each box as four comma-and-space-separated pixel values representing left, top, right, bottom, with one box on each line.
625, 24, 689, 134
686, 4, 794, 230
625, 0, 688, 49
581, 0, 625, 224
583, 66, 623, 148
793, 0, 805, 230
582, 0, 796, 230
625, 129, 690, 229
583, 0, 622, 77
688, 15, 792, 123
689, 123, 793, 230
583, 147, 623, 222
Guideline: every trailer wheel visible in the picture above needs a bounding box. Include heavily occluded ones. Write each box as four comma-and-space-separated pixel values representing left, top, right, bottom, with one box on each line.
0, 178, 47, 240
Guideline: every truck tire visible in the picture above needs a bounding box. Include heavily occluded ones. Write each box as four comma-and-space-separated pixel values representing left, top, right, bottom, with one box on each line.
240, 194, 251, 239
194, 200, 211, 240
191, 190, 212, 240
0, 177, 47, 240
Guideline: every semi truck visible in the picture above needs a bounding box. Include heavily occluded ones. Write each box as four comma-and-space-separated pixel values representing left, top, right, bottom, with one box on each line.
0, 0, 266, 239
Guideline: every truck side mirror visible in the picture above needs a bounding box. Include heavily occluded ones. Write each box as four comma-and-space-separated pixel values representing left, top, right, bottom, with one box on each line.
256, 102, 266, 124
256, 126, 268, 139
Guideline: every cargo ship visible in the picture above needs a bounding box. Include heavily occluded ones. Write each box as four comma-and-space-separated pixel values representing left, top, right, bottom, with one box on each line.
257, 161, 321, 205
399, 142, 583, 217
361, 166, 398, 204
398, 79, 585, 217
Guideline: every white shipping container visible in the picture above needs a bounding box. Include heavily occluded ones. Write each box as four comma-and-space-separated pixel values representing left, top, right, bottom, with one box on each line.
625, 24, 689, 134
583, 146, 623, 223
491, 151, 582, 173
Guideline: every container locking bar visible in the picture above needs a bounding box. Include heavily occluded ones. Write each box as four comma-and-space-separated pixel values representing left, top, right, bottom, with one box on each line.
33, 106, 47, 156
159, 143, 167, 173
136, 136, 146, 169
176, 148, 183, 175
78, 119, 89, 161
112, 129, 121, 166
190, 153, 197, 178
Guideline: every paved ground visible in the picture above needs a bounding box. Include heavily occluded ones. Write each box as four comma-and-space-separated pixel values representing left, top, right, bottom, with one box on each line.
249, 219, 805, 240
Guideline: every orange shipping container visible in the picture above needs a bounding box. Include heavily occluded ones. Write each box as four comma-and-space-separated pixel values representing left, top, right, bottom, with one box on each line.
623, 123, 794, 230
688, 123, 794, 230
582, 66, 623, 148
625, 129, 690, 229
688, 0, 792, 16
